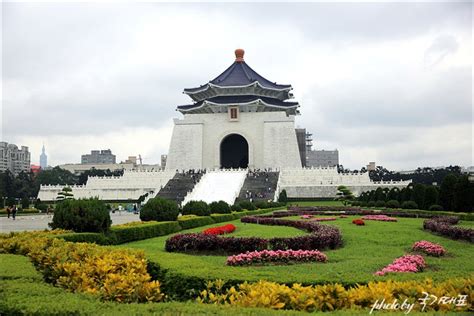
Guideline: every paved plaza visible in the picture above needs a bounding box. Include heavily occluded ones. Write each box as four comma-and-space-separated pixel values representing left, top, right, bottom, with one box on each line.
0, 212, 141, 233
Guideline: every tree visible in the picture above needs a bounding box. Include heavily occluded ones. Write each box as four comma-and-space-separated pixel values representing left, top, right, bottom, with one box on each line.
439, 174, 458, 212
387, 188, 400, 201
423, 186, 439, 209
57, 187, 74, 201
140, 197, 179, 221
278, 189, 288, 204
454, 175, 474, 213
335, 186, 354, 206
411, 184, 426, 210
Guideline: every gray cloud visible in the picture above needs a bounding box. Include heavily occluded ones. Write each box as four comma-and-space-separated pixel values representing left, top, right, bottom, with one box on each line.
2, 2, 472, 169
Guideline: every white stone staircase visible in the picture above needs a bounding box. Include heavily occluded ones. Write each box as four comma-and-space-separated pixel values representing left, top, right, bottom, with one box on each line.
182, 169, 247, 205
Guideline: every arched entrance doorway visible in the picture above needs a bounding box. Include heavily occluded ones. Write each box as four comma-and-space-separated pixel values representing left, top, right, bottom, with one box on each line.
220, 134, 249, 168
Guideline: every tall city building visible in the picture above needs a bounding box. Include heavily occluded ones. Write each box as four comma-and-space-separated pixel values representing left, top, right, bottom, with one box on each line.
81, 149, 116, 164
40, 144, 48, 169
0, 141, 31, 175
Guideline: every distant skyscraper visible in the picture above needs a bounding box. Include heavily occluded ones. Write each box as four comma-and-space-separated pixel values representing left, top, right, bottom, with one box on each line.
40, 144, 48, 169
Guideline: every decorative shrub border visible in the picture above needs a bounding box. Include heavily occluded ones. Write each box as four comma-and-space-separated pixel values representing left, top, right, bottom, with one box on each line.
55, 207, 281, 246
226, 249, 327, 266
165, 216, 342, 254
423, 217, 474, 242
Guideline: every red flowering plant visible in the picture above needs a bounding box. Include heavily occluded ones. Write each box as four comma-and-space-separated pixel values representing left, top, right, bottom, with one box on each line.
352, 219, 365, 226
203, 224, 236, 235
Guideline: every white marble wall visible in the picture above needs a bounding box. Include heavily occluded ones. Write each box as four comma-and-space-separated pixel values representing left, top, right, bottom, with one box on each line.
165, 111, 302, 170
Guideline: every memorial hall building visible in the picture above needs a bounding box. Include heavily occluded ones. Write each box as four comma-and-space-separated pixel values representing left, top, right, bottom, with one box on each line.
38, 49, 410, 204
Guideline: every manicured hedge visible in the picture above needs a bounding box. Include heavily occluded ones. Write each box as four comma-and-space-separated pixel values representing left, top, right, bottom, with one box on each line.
111, 221, 182, 244
56, 232, 111, 245
178, 216, 215, 229
211, 213, 236, 223
423, 217, 474, 242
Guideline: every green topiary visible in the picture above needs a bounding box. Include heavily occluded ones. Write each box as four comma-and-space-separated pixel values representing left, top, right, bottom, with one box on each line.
238, 200, 257, 210
401, 201, 419, 209
367, 201, 376, 207
385, 200, 400, 208
429, 204, 444, 211
278, 189, 288, 203
140, 197, 179, 222
209, 200, 231, 214
230, 204, 242, 212
375, 200, 386, 207
181, 200, 210, 216
50, 198, 111, 233
255, 201, 269, 209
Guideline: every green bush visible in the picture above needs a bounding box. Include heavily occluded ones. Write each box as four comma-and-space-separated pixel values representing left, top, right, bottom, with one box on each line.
36, 203, 48, 212
182, 200, 210, 216
111, 221, 181, 243
278, 189, 288, 203
178, 216, 215, 229
385, 200, 400, 208
209, 200, 231, 214
367, 201, 376, 207
238, 200, 256, 210
50, 198, 111, 233
255, 201, 269, 209
359, 201, 367, 207
401, 201, 419, 209
230, 204, 242, 212
210, 213, 236, 223
140, 197, 179, 222
351, 201, 360, 206
429, 204, 444, 211
375, 200, 386, 207
20, 197, 30, 209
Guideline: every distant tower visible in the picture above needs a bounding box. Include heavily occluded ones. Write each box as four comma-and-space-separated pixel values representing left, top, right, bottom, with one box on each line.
40, 144, 48, 169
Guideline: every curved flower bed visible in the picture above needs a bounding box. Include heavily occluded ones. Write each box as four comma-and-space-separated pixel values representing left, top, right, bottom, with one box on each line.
423, 216, 473, 242
412, 240, 445, 256
165, 217, 342, 254
375, 254, 426, 276
361, 215, 397, 222
203, 224, 236, 235
226, 249, 327, 266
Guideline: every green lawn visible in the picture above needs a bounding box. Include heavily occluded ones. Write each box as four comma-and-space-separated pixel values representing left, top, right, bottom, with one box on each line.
118, 215, 474, 285
1, 254, 470, 316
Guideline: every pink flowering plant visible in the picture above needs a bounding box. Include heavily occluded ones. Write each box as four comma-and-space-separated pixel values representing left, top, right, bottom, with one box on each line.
412, 240, 446, 257
362, 215, 397, 222
300, 215, 313, 219
226, 249, 327, 266
375, 254, 426, 276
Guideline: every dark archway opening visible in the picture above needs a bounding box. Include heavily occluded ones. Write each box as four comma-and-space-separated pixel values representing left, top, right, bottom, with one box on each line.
220, 134, 249, 169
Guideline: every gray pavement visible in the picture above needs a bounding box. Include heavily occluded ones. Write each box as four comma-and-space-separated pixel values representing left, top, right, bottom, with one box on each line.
0, 212, 141, 233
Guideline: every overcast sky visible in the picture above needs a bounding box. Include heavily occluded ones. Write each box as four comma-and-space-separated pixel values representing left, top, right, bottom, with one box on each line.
1, 2, 472, 170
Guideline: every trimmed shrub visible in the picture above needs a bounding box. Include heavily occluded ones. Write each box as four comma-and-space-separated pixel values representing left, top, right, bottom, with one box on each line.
375, 200, 386, 207
211, 213, 236, 223
255, 201, 269, 209
385, 200, 400, 208
178, 216, 215, 229
278, 189, 288, 203
359, 201, 367, 207
238, 200, 257, 210
20, 197, 30, 209
429, 204, 444, 211
140, 197, 179, 222
401, 201, 419, 209
209, 200, 231, 214
50, 198, 111, 233
351, 201, 360, 206
367, 201, 376, 207
56, 232, 111, 245
111, 221, 182, 244
423, 217, 473, 242
230, 204, 242, 212
182, 200, 210, 216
